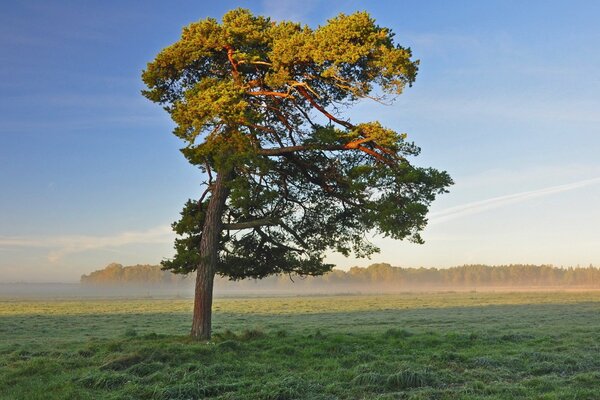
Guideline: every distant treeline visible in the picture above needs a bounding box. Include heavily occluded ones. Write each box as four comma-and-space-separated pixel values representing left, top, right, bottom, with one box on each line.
81, 262, 600, 289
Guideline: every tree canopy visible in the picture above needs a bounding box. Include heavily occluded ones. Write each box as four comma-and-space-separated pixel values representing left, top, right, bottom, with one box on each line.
143, 9, 452, 281
143, 9, 452, 338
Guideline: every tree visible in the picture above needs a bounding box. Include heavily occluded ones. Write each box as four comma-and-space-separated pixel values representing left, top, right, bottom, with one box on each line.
142, 9, 453, 340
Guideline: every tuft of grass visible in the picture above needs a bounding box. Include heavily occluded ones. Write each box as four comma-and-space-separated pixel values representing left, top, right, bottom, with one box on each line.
383, 328, 413, 338
217, 340, 241, 351
240, 328, 265, 340
124, 328, 138, 338
385, 369, 435, 389
100, 353, 143, 371
471, 356, 501, 368
78, 371, 128, 389
158, 382, 208, 399
214, 329, 237, 341
126, 361, 163, 377
352, 372, 387, 387
276, 329, 288, 338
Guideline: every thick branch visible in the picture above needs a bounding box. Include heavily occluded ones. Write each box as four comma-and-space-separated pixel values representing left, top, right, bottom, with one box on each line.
346, 137, 375, 148
257, 140, 389, 165
258, 145, 347, 156
295, 85, 353, 129
205, 161, 213, 184
222, 218, 279, 230
278, 221, 309, 248
197, 185, 211, 209
247, 90, 293, 98
224, 45, 240, 84
255, 227, 303, 253
356, 145, 393, 165
237, 60, 272, 67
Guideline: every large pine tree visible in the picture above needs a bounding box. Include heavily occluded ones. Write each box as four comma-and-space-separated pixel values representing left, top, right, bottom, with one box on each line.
142, 9, 452, 339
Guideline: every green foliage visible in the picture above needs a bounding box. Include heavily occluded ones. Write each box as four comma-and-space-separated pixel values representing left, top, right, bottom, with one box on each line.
142, 8, 452, 280
80, 262, 184, 284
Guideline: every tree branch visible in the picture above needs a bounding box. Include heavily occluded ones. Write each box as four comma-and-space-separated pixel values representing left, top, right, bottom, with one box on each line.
197, 185, 211, 209
237, 60, 272, 67
255, 227, 303, 253
205, 161, 213, 184
222, 218, 279, 230
278, 221, 309, 248
258, 145, 347, 156
257, 141, 389, 166
279, 153, 361, 207
224, 45, 240, 84
247, 90, 293, 98
294, 85, 353, 129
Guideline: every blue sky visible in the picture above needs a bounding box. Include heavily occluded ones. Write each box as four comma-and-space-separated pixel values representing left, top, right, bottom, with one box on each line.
1, 1, 599, 282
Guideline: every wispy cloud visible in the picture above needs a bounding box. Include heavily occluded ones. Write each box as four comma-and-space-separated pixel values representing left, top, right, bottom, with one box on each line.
0, 225, 173, 263
429, 177, 600, 224
456, 165, 600, 190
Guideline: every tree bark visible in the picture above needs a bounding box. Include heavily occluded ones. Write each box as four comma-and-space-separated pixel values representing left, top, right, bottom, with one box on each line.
191, 171, 231, 340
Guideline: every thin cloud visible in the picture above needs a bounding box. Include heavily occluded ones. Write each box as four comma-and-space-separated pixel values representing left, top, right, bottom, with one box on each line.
0, 225, 173, 263
429, 177, 600, 225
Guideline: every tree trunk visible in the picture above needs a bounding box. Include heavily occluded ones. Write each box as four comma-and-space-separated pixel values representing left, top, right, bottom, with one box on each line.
191, 171, 230, 340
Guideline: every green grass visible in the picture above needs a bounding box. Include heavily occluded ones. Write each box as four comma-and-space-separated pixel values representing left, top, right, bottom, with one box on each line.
1, 291, 599, 399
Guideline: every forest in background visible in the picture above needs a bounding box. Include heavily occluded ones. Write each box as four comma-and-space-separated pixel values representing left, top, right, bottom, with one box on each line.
80, 262, 600, 290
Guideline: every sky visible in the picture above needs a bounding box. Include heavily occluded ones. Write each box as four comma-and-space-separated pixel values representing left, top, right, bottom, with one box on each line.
1, 0, 599, 282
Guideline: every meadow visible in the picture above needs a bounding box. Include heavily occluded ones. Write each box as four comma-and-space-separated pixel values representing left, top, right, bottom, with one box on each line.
1, 291, 599, 399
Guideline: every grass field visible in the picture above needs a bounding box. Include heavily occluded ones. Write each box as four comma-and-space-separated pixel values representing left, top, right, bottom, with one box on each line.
1, 291, 599, 399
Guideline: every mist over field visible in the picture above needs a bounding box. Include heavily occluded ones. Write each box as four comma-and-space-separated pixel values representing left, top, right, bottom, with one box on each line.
84, 262, 600, 286
8, 262, 600, 299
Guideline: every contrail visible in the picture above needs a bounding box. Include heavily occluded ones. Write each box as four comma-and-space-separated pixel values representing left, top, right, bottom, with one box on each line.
429, 176, 600, 225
